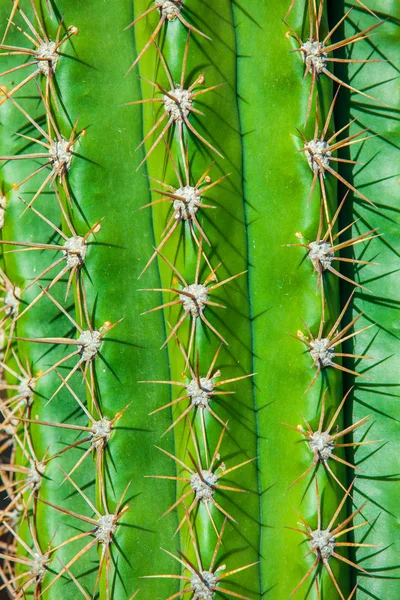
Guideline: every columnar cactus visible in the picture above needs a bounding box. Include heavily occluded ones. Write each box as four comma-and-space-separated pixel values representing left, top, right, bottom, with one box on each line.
0, 1, 399, 600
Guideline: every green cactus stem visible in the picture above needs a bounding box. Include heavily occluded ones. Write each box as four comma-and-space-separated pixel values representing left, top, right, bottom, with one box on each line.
0, 1, 398, 599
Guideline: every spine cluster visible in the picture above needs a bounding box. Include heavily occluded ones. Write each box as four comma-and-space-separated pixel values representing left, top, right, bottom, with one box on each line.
0, 1, 395, 599
285, 1, 389, 598
0, 2, 125, 598
130, 1, 259, 595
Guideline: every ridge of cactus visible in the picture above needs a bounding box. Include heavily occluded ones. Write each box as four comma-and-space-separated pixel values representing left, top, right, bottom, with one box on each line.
0, 1, 398, 600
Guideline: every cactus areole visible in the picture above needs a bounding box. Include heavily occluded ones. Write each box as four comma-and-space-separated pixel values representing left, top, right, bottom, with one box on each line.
0, 1, 398, 600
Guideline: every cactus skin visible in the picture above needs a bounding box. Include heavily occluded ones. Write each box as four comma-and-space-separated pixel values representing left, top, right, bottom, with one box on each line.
0, 5, 100, 597
0, 2, 399, 600
28, 1, 180, 598
232, 3, 349, 598
134, 2, 260, 598
0, 52, 98, 600
39, 4, 180, 597
0, 2, 178, 598
329, 1, 400, 597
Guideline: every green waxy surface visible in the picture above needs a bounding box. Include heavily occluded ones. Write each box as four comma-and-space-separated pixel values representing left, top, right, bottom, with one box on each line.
1, 0, 179, 597
0, 4, 98, 597
135, 0, 350, 598
232, 1, 348, 598
0, 1, 398, 599
35, 0, 182, 597
134, 1, 260, 597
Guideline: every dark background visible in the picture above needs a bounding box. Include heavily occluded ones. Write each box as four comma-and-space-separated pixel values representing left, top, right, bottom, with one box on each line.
1, 462, 11, 598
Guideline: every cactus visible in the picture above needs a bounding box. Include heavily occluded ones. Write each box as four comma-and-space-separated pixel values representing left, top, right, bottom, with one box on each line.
0, 1, 398, 599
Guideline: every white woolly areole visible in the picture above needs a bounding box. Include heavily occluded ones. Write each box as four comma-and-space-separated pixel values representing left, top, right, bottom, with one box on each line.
36, 41, 59, 75
18, 378, 35, 407
310, 529, 336, 560
174, 186, 200, 220
301, 40, 328, 74
4, 286, 20, 318
308, 241, 334, 271
77, 330, 102, 361
305, 139, 331, 174
180, 283, 208, 317
155, 0, 182, 20
91, 418, 112, 448
96, 514, 116, 545
28, 461, 45, 489
187, 377, 214, 408
164, 86, 193, 122
190, 469, 218, 501
309, 431, 334, 461
63, 236, 87, 268
49, 138, 72, 174
191, 570, 217, 600
31, 553, 48, 580
310, 338, 334, 368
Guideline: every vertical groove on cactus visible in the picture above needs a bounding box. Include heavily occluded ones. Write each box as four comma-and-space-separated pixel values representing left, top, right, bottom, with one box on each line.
0, 1, 398, 599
